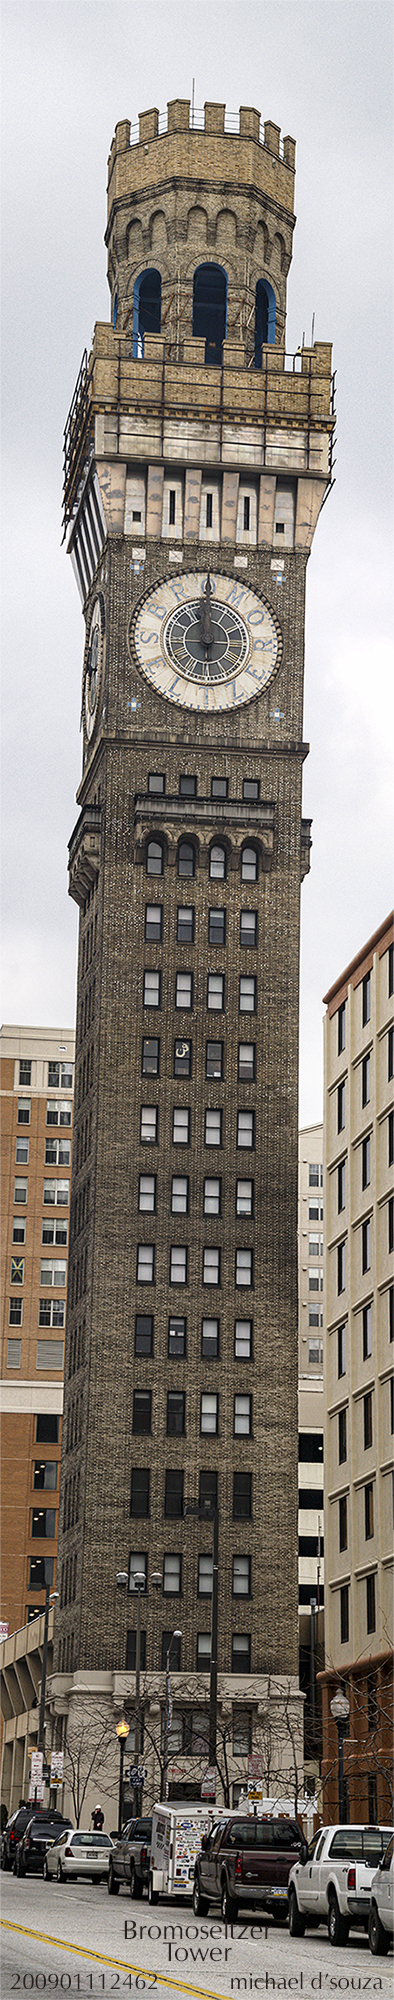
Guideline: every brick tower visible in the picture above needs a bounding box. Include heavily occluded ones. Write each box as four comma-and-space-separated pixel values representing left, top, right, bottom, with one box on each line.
52, 99, 334, 1815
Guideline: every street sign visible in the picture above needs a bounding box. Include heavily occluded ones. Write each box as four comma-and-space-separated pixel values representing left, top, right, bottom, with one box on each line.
30, 1751, 43, 1782
29, 1779, 45, 1803
201, 1766, 216, 1800
128, 1764, 145, 1788
248, 1754, 264, 1781
50, 1751, 64, 1782
0, 1622, 9, 1643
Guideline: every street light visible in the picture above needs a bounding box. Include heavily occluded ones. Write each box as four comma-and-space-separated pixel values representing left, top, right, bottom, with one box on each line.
115, 1717, 129, 1837
162, 1629, 182, 1803
330, 1687, 350, 1824
184, 1499, 219, 1769
116, 1567, 146, 1817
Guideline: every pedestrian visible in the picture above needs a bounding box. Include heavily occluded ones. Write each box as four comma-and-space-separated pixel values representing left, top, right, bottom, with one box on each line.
91, 1804, 104, 1830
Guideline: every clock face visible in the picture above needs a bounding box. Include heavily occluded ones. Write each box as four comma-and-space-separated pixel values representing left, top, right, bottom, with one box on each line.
83, 596, 104, 740
130, 572, 282, 712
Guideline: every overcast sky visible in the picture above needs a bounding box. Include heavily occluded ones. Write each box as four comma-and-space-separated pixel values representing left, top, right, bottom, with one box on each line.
1, 0, 393, 1125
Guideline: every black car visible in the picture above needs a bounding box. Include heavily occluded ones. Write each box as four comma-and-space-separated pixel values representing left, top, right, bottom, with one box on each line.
16, 1811, 73, 1876
1, 1807, 35, 1871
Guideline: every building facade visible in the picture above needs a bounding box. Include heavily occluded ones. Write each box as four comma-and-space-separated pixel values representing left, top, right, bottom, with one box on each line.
298, 1125, 325, 1780
50, 98, 334, 1815
320, 916, 394, 1821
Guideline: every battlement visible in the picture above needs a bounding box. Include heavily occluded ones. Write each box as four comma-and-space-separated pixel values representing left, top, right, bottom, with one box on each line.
108, 100, 296, 174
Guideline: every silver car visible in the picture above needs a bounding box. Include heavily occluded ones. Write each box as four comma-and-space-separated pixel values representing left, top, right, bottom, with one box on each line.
369, 1833, 394, 1955
43, 1828, 113, 1883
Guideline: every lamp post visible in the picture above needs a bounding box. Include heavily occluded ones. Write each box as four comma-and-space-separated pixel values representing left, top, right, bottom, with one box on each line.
116, 1567, 146, 1817
32, 1586, 59, 1802
116, 1717, 129, 1836
330, 1688, 350, 1824
184, 1499, 219, 1775
162, 1629, 182, 1802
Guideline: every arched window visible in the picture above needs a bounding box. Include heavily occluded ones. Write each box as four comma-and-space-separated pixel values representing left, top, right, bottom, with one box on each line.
146, 840, 164, 877
193, 264, 227, 365
113, 290, 118, 329
209, 844, 226, 881
178, 842, 195, 879
241, 846, 258, 883
133, 269, 161, 357
254, 279, 276, 367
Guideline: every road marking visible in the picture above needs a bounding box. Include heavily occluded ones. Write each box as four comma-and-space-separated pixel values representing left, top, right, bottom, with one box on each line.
1, 1920, 232, 2000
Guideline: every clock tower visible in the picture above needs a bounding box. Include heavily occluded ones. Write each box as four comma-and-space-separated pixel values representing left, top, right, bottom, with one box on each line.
54, 99, 334, 1812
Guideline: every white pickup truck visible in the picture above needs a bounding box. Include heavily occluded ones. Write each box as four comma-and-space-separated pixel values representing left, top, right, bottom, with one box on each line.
288, 1823, 393, 1945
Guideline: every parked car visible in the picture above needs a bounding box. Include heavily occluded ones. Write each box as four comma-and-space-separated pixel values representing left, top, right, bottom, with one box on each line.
288, 1822, 393, 1945
15, 1811, 73, 1876
369, 1832, 394, 1955
1, 1806, 34, 1871
193, 1813, 308, 1922
108, 1817, 152, 1897
43, 1828, 113, 1884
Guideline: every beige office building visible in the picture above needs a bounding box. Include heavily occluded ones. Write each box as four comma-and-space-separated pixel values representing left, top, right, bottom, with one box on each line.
320, 916, 393, 1820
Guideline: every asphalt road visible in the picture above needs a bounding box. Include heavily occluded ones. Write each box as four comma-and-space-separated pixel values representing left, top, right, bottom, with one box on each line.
1, 1873, 392, 2000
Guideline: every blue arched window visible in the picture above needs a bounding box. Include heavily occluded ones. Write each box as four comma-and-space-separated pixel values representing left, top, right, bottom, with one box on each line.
133, 269, 161, 357
254, 280, 276, 367
193, 264, 227, 365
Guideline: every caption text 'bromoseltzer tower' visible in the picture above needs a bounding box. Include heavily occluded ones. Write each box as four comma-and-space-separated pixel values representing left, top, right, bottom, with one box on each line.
52, 99, 335, 1815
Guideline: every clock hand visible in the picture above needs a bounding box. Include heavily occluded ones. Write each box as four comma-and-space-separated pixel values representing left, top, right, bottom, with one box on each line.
198, 573, 214, 657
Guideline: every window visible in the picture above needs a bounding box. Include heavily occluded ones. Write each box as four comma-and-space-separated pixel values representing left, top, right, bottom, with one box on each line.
12, 1217, 26, 1244
241, 847, 258, 883
173, 1107, 190, 1145
338, 1324, 346, 1377
362, 1135, 371, 1189
362, 972, 371, 1026
389, 1110, 394, 1169
390, 1375, 394, 1432
178, 842, 195, 878
362, 1218, 371, 1273
208, 908, 226, 945
167, 1392, 185, 1435
390, 1287, 394, 1342
236, 1248, 253, 1287
130, 1469, 150, 1516
29, 1557, 54, 1590
171, 1175, 189, 1214
338, 1161, 346, 1211
43, 1178, 69, 1206
41, 1217, 68, 1246
173, 1039, 191, 1079
138, 1175, 156, 1213
140, 1106, 158, 1143
209, 844, 226, 880
168, 1317, 186, 1358
308, 1336, 323, 1364
161, 1633, 182, 1673
235, 1319, 252, 1360
19, 1059, 32, 1085
39, 1260, 66, 1288
192, 260, 227, 364
233, 1708, 252, 1755
46, 1100, 72, 1126
196, 1634, 211, 1669
239, 976, 256, 1014
9, 1297, 23, 1325
340, 1585, 349, 1645
309, 1236, 321, 1257
206, 1041, 223, 1080
362, 1054, 370, 1107
146, 841, 163, 876
135, 1315, 153, 1357
240, 910, 257, 947
163, 1553, 181, 1594
389, 1198, 394, 1255
389, 942, 394, 996
44, 1137, 70, 1166
201, 1393, 218, 1435
233, 1555, 251, 1596
133, 1391, 152, 1433
170, 1245, 187, 1285
142, 1039, 159, 1080
236, 1114, 257, 1166
36, 1339, 63, 1369
175, 972, 193, 1010
363, 1304, 372, 1359
364, 1391, 373, 1450
32, 1509, 55, 1539
207, 972, 224, 1011
231, 1633, 251, 1673
233, 1472, 252, 1518
337, 1242, 346, 1294
144, 970, 160, 1008
126, 1630, 147, 1670
198, 1554, 213, 1595
145, 904, 162, 941
338, 1409, 347, 1463
177, 906, 194, 943
199, 1469, 217, 1511
204, 1178, 221, 1216
179, 774, 196, 797
201, 1317, 219, 1357
36, 1415, 59, 1443
238, 1043, 255, 1080
309, 1163, 323, 1188
243, 779, 259, 803
48, 1060, 73, 1088
339, 1495, 347, 1551
243, 495, 250, 532
389, 1027, 394, 1081
7, 1339, 21, 1367
38, 1301, 65, 1329
205, 1108, 222, 1147
211, 776, 228, 799
235, 1394, 252, 1435
169, 489, 176, 526
148, 773, 165, 795
309, 1267, 323, 1293
14, 1178, 27, 1204
128, 1553, 147, 1593
136, 1245, 155, 1283
17, 1098, 31, 1125
338, 1082, 345, 1132
16, 1136, 29, 1163
165, 1470, 184, 1517
365, 1482, 374, 1540
203, 1246, 220, 1286
206, 493, 213, 530
338, 1002, 346, 1055
366, 1573, 376, 1633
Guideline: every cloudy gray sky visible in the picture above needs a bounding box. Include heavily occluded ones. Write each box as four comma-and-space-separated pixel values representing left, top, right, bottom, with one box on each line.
1, 0, 393, 1124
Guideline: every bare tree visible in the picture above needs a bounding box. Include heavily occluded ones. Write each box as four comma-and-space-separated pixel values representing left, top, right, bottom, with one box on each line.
62, 1705, 117, 1827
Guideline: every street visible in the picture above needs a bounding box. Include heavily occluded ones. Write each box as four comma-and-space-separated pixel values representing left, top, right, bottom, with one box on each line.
1, 1873, 392, 2000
